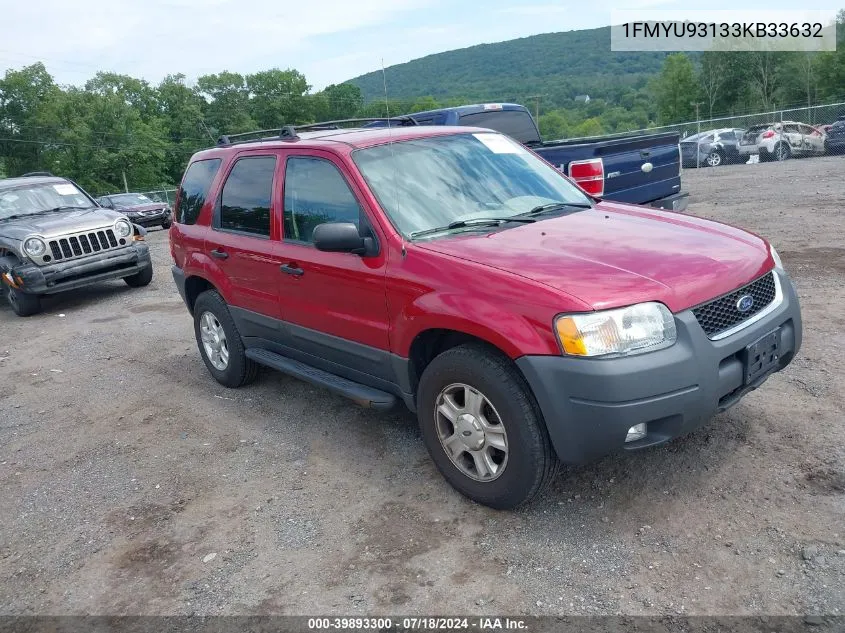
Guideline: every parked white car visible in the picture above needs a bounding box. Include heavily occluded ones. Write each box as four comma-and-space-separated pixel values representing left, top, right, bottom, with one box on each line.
738, 121, 826, 161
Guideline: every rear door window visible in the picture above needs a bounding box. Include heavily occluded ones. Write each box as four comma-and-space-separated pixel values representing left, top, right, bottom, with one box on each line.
177, 158, 222, 225
218, 156, 277, 237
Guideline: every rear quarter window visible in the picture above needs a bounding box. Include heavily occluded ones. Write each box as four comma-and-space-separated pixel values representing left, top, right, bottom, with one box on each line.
177, 158, 222, 225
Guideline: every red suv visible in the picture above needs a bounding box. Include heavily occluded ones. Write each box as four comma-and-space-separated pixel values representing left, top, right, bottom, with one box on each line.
170, 123, 802, 509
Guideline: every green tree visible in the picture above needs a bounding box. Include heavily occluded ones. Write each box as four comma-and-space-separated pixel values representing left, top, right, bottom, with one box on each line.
408, 96, 440, 113
246, 68, 311, 127
0, 63, 59, 174
196, 71, 255, 134
85, 72, 158, 122
311, 83, 363, 122
157, 74, 208, 184
654, 53, 699, 124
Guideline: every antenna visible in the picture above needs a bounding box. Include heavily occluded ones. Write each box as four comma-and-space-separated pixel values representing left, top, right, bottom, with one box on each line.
199, 119, 216, 144
382, 58, 405, 258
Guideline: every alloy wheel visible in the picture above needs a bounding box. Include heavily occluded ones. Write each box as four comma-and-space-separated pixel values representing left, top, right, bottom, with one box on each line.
434, 383, 509, 482
199, 311, 229, 370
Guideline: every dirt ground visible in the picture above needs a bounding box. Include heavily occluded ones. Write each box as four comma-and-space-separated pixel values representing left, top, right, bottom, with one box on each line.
1, 156, 843, 618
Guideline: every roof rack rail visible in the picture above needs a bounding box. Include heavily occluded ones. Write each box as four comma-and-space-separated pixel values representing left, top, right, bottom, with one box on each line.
217, 127, 299, 147
295, 116, 418, 131
215, 117, 417, 147
21, 171, 55, 177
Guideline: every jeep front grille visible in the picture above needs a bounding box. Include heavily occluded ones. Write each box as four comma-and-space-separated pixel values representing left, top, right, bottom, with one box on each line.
692, 272, 777, 338
48, 229, 118, 262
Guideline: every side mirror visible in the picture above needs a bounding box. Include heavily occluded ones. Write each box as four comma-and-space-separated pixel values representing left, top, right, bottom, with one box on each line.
313, 222, 375, 256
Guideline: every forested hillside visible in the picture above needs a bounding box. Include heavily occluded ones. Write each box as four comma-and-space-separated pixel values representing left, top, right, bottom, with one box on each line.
350, 28, 673, 107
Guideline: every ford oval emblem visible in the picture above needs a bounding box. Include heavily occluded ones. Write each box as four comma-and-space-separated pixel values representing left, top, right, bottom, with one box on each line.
736, 294, 754, 313
641, 162, 653, 173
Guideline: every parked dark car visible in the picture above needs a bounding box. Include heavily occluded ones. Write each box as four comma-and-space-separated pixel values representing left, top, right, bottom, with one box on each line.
96, 193, 172, 229
824, 116, 845, 154
680, 129, 746, 167
0, 175, 153, 316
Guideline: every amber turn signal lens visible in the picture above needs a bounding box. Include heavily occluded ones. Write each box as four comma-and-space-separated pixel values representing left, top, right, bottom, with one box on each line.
555, 317, 588, 356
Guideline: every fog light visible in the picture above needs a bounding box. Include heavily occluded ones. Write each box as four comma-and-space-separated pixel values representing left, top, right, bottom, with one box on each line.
625, 423, 647, 443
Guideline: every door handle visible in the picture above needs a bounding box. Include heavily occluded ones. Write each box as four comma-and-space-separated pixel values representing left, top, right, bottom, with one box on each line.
280, 263, 304, 277
210, 248, 228, 260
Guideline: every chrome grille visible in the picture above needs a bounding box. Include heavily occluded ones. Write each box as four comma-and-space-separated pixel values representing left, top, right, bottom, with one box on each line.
692, 272, 777, 338
47, 228, 119, 262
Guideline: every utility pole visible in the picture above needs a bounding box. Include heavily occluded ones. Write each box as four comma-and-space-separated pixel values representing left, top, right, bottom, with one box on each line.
122, 170, 129, 193
527, 94, 542, 121
691, 102, 703, 168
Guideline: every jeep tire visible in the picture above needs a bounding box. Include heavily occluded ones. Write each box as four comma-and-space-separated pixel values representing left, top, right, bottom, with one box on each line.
6, 286, 41, 317
124, 265, 153, 288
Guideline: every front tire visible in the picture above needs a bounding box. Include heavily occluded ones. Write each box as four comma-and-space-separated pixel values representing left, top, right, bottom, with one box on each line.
193, 290, 258, 388
162, 218, 172, 229
6, 286, 41, 317
124, 265, 153, 288
416, 344, 557, 510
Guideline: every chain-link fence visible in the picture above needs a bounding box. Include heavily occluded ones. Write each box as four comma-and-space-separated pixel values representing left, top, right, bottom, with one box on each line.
139, 188, 177, 207
566, 101, 845, 173
98, 188, 178, 207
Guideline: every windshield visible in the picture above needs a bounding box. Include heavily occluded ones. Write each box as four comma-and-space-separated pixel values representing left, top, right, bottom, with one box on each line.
110, 193, 153, 205
0, 181, 94, 220
352, 133, 591, 238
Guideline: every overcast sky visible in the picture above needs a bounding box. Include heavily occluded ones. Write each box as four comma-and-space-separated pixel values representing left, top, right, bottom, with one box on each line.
0, 0, 841, 91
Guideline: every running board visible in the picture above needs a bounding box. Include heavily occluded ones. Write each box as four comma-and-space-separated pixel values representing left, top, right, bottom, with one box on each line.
245, 348, 397, 410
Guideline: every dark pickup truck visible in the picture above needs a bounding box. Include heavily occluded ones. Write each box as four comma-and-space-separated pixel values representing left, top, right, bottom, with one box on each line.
371, 103, 688, 211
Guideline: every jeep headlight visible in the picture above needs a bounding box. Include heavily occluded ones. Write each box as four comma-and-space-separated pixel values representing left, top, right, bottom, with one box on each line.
114, 219, 132, 238
769, 244, 784, 271
555, 302, 677, 357
23, 237, 47, 258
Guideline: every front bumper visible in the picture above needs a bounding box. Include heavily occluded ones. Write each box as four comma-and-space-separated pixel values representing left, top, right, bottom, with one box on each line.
11, 243, 151, 295
648, 191, 689, 212
516, 270, 802, 464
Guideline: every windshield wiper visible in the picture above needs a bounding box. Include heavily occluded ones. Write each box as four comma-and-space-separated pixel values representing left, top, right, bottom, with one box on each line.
520, 201, 593, 217
42, 205, 95, 213
0, 214, 33, 222
410, 216, 536, 239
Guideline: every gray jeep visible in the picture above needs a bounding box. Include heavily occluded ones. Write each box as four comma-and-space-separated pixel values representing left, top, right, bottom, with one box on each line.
0, 175, 153, 316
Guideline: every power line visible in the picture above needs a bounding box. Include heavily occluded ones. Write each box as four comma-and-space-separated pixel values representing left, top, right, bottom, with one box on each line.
0, 136, 197, 154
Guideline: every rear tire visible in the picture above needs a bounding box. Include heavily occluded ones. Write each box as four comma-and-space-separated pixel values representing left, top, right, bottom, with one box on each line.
124, 265, 153, 287
774, 142, 791, 161
193, 290, 258, 388
416, 343, 557, 510
6, 286, 41, 317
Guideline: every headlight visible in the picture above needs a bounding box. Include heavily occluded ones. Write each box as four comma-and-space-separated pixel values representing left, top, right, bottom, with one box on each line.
23, 237, 47, 258
555, 302, 677, 358
769, 244, 784, 271
114, 219, 132, 238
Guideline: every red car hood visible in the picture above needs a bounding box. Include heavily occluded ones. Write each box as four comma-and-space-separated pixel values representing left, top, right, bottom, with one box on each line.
415, 201, 774, 313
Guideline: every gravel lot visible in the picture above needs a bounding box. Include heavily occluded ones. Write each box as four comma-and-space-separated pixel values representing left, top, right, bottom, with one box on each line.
1, 156, 843, 617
